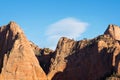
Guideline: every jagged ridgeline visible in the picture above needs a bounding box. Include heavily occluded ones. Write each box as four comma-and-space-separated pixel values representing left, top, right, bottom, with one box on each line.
0, 22, 120, 80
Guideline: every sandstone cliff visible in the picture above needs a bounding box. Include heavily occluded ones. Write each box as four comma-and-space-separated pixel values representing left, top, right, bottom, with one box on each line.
0, 22, 47, 80
30, 42, 54, 74
48, 25, 120, 80
0, 22, 120, 80
104, 24, 120, 40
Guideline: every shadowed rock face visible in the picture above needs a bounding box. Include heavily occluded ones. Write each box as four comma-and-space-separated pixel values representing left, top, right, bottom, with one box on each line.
30, 42, 54, 74
37, 48, 55, 74
48, 25, 120, 80
0, 22, 120, 80
0, 22, 47, 80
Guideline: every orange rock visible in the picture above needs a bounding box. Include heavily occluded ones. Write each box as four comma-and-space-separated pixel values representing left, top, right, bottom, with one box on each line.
1, 22, 120, 80
48, 30, 120, 80
104, 24, 120, 40
0, 22, 47, 80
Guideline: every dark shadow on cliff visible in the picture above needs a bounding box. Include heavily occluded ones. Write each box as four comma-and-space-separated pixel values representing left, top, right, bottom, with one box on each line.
52, 41, 114, 80
36, 51, 55, 74
0, 24, 19, 73
115, 52, 120, 73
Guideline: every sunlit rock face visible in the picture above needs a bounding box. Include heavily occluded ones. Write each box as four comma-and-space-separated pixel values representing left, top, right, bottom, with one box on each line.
48, 25, 120, 80
0, 22, 120, 80
0, 22, 47, 80
104, 24, 120, 40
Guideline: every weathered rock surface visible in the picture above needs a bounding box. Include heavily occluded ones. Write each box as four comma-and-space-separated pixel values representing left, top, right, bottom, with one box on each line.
48, 25, 120, 80
1, 22, 120, 80
37, 48, 54, 74
30, 41, 41, 56
0, 22, 47, 80
104, 24, 120, 40
30, 41, 55, 74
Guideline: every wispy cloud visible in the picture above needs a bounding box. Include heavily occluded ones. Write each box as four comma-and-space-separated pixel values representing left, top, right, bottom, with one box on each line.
45, 17, 89, 49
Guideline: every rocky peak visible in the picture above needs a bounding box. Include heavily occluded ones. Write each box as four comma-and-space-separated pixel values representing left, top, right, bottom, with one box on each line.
0, 21, 25, 60
0, 21, 23, 35
48, 37, 76, 80
0, 22, 47, 80
48, 25, 120, 80
56, 37, 75, 51
104, 24, 120, 40
1, 21, 120, 80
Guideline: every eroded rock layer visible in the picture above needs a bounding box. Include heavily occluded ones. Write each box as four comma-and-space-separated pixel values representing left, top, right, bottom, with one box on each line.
48, 25, 120, 80
0, 22, 47, 80
0, 22, 120, 80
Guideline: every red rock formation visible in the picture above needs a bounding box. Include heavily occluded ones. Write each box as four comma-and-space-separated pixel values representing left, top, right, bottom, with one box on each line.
47, 37, 75, 80
104, 24, 120, 40
30, 39, 55, 75
1, 22, 120, 80
0, 22, 47, 80
29, 41, 41, 56
48, 25, 120, 80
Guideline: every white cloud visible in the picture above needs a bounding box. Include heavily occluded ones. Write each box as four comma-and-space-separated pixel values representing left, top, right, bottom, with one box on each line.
45, 17, 89, 50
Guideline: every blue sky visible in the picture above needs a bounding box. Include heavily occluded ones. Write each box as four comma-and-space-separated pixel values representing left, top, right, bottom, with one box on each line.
0, 0, 120, 49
